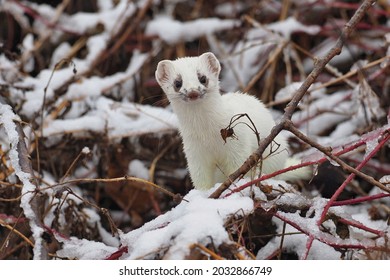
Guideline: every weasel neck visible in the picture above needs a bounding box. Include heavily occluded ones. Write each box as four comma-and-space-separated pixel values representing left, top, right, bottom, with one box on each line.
172, 93, 226, 141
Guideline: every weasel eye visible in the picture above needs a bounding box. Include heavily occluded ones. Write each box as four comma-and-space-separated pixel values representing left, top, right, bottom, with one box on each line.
174, 78, 182, 90
198, 75, 207, 85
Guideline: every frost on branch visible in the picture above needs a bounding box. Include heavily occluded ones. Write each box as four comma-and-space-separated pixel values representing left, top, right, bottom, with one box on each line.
0, 0, 389, 260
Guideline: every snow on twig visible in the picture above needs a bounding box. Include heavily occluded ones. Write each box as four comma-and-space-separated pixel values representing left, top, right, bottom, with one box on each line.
0, 105, 46, 259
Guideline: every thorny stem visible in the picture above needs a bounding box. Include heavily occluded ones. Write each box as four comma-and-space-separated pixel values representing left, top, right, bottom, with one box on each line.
209, 0, 377, 199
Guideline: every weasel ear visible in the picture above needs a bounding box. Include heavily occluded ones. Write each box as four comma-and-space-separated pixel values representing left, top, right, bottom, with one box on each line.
155, 60, 174, 87
200, 52, 221, 77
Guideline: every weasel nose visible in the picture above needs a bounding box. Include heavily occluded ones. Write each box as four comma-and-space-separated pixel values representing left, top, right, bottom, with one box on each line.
187, 90, 201, 101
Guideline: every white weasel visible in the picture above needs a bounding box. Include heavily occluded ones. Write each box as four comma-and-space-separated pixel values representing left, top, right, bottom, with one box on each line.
156, 52, 310, 190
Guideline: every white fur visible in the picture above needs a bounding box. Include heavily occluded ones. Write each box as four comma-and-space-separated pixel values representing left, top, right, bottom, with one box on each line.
156, 52, 310, 190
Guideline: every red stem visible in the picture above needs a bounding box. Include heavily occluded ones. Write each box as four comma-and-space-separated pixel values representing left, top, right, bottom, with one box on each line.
302, 236, 315, 260
223, 126, 382, 198
328, 2, 390, 16
338, 217, 385, 237
42, 224, 70, 240
105, 246, 128, 260
0, 213, 28, 224
10, 0, 80, 35
274, 211, 379, 251
318, 133, 390, 225
331, 193, 390, 207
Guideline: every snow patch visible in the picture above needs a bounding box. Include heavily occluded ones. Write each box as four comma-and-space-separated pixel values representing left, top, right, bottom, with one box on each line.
146, 16, 238, 44
268, 17, 321, 39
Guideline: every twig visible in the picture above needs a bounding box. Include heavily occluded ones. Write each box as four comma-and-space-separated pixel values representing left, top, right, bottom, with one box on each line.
278, 221, 287, 260
310, 55, 390, 92
302, 236, 315, 260
149, 139, 178, 182
243, 40, 288, 93
105, 246, 129, 260
317, 130, 390, 224
89, 0, 153, 71
190, 243, 225, 260
59, 147, 89, 183
222, 123, 389, 198
209, 0, 376, 199
40, 58, 77, 137
45, 176, 184, 202
10, 0, 79, 35
0, 218, 35, 248
221, 113, 261, 144
274, 211, 382, 252
14, 122, 48, 259
331, 193, 390, 207
284, 121, 390, 195
291, 41, 357, 89
337, 217, 385, 237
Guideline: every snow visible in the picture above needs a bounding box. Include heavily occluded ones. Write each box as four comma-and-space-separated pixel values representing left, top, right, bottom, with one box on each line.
292, 90, 353, 135
1, 0, 388, 261
128, 159, 149, 180
65, 52, 148, 100
17, 67, 74, 119
81, 147, 91, 154
57, 237, 118, 260
61, 0, 137, 34
42, 99, 178, 139
0, 105, 44, 259
364, 138, 378, 159
216, 16, 322, 93
218, 28, 274, 92
50, 42, 72, 68
121, 188, 253, 259
379, 175, 390, 187
43, 114, 105, 136
275, 82, 326, 102
350, 212, 388, 239
215, 2, 245, 17
21, 34, 35, 72
267, 17, 321, 39
57, 187, 254, 260
256, 221, 340, 260
146, 16, 239, 45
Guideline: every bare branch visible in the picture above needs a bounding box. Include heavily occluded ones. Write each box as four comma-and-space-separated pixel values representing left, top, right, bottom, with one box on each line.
209, 0, 377, 199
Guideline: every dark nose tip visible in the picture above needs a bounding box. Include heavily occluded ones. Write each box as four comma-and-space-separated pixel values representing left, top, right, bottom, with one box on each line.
187, 91, 201, 100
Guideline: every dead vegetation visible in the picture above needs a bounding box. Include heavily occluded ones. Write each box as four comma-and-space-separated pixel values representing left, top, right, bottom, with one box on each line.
0, 0, 389, 260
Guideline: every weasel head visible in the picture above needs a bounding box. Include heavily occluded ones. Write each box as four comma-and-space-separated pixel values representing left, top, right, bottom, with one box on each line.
155, 52, 221, 104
